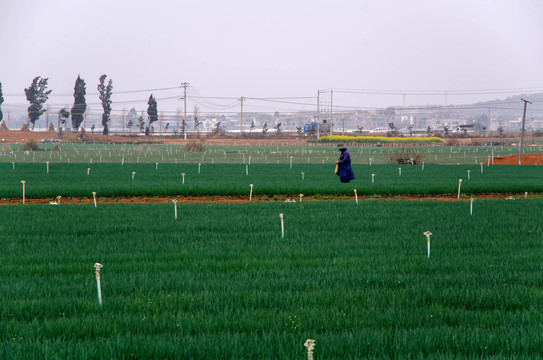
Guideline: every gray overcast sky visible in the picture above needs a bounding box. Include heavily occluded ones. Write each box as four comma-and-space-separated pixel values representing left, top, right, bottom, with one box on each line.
1, 0, 542, 114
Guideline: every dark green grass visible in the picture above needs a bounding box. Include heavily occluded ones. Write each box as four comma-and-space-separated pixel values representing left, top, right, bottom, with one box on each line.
2, 162, 543, 199
2, 200, 543, 358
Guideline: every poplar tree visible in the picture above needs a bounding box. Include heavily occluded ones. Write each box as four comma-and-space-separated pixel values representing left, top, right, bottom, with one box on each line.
146, 94, 158, 135
24, 76, 52, 130
97, 74, 113, 135
71, 75, 87, 131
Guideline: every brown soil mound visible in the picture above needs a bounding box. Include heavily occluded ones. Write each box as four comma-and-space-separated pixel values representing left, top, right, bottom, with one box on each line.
486, 154, 543, 165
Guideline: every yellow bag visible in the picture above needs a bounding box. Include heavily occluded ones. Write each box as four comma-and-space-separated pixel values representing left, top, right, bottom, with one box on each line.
334, 164, 339, 175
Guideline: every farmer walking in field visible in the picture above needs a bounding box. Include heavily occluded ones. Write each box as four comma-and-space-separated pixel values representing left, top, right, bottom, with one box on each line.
336, 146, 355, 183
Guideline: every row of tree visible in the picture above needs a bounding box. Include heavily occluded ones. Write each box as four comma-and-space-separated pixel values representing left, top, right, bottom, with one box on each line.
0, 76, 158, 135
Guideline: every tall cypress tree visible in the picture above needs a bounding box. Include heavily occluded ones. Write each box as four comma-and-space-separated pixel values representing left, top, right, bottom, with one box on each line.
97, 74, 113, 135
0, 82, 4, 123
146, 94, 158, 135
24, 76, 52, 130
71, 75, 87, 131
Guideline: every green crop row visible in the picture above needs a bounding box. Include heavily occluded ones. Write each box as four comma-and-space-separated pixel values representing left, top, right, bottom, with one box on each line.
1, 162, 543, 199
2, 143, 542, 165
1, 200, 543, 358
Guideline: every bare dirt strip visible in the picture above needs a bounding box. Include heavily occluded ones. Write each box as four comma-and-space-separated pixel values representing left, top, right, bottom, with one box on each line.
0, 193, 536, 205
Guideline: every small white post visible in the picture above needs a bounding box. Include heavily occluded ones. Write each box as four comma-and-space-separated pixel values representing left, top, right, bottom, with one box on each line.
172, 199, 178, 220
491, 148, 494, 164
249, 184, 253, 201
422, 162, 424, 171
121, 155, 124, 165
299, 193, 303, 202
248, 155, 251, 165
279, 213, 284, 238
46, 161, 50, 174
470, 197, 474, 216
56, 195, 61, 204
12, 162, 15, 170
457, 179, 462, 199
480, 163, 483, 173
371, 173, 375, 183
246, 165, 248, 176
198, 163, 201, 174
132, 172, 136, 180
399, 167, 401, 176
301, 172, 304, 180
94, 263, 103, 310
92, 192, 97, 208
290, 156, 293, 169
181, 173, 186, 185
21, 180, 26, 204
467, 170, 470, 180
424, 231, 432, 258
156, 162, 159, 170
304, 339, 316, 360
369, 158, 372, 166
487, 156, 491, 166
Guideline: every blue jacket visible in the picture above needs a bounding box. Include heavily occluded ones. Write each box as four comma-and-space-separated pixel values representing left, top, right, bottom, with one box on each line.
337, 150, 355, 182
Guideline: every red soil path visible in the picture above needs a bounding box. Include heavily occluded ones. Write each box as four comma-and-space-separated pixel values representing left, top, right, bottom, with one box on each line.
486, 153, 543, 165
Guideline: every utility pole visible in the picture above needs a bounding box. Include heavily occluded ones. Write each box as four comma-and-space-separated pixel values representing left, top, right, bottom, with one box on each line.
518, 98, 532, 165
330, 89, 333, 136
316, 90, 320, 139
239, 97, 245, 135
180, 82, 189, 140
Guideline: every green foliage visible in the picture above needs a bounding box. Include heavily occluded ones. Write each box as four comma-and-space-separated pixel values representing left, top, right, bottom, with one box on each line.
24, 76, 52, 129
2, 200, 543, 358
71, 76, 87, 131
19, 139, 39, 151
98, 75, 113, 135
147, 94, 158, 129
184, 141, 205, 153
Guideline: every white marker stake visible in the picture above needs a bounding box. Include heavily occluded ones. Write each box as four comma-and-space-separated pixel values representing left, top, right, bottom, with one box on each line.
21, 180, 26, 204
422, 162, 424, 171
198, 163, 201, 174
399, 167, 401, 176
248, 156, 251, 165
301, 172, 304, 180
46, 161, 50, 174
290, 156, 293, 169
470, 197, 474, 216
172, 199, 178, 220
279, 213, 284, 238
181, 173, 185, 185
487, 156, 491, 166
369, 158, 372, 166
480, 163, 483, 173
304, 339, 316, 360
299, 193, 303, 202
132, 172, 136, 180
249, 184, 253, 201
94, 263, 103, 310
371, 174, 375, 183
121, 155, 124, 165
424, 231, 432, 258
87, 168, 91, 175
354, 189, 358, 204
12, 162, 15, 170
246, 165, 248, 176
457, 179, 462, 199
92, 192, 97, 208
156, 162, 159, 170
467, 170, 470, 180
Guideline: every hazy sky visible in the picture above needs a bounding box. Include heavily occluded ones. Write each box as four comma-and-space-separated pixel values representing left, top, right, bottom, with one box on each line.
1, 0, 542, 115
